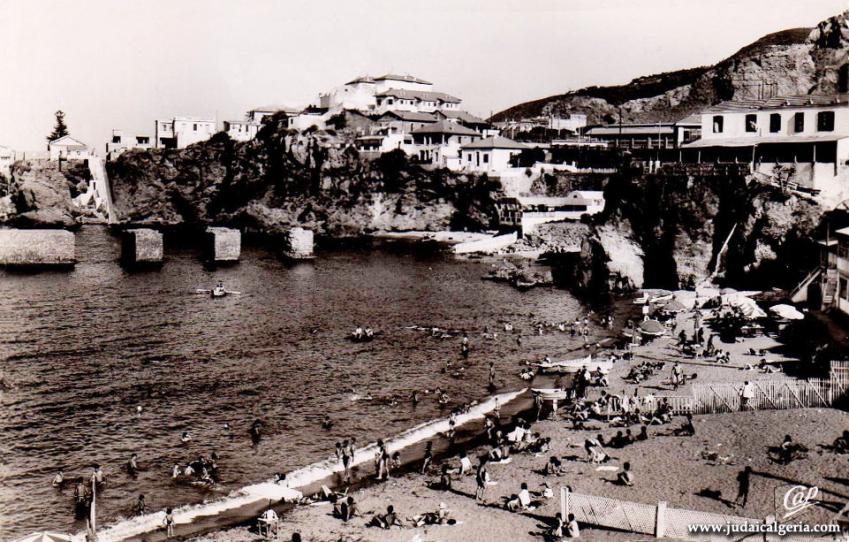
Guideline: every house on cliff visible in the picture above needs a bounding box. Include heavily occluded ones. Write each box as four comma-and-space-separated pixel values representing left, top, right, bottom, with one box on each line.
584, 116, 700, 150
106, 130, 151, 161
223, 120, 260, 142
682, 94, 849, 202
155, 116, 216, 149
48, 135, 90, 161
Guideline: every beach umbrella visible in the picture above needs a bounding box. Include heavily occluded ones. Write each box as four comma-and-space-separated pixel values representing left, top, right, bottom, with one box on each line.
770, 304, 805, 321
13, 533, 74, 542
638, 319, 666, 336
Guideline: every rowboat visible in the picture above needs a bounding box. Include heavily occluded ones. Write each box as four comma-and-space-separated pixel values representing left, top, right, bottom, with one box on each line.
534, 355, 613, 374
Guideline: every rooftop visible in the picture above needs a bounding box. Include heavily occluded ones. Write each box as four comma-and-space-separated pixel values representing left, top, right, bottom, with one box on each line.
586, 124, 677, 136
461, 136, 527, 150
375, 74, 432, 85
379, 110, 439, 122
704, 94, 849, 114
411, 120, 480, 136
376, 88, 461, 104
437, 110, 489, 125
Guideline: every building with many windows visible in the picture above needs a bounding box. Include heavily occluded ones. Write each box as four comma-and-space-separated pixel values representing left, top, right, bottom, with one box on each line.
683, 94, 849, 199
106, 130, 152, 161
223, 120, 260, 142
155, 116, 217, 149
584, 116, 701, 150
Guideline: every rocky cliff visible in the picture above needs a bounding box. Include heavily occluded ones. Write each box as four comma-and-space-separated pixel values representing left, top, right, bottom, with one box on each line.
492, 11, 849, 125
560, 169, 826, 294
106, 119, 501, 236
0, 160, 90, 228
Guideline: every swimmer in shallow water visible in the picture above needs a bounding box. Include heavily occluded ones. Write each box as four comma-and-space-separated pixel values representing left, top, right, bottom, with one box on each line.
52, 470, 64, 488
322, 415, 333, 430
180, 431, 192, 444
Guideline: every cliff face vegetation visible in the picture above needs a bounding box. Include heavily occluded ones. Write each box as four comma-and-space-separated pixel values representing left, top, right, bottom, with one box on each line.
492, 12, 849, 125
107, 118, 502, 236
562, 170, 825, 294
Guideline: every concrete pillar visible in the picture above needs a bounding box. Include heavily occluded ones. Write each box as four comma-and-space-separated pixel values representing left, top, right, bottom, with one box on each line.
205, 227, 241, 263
0, 229, 75, 267
283, 227, 314, 260
121, 228, 163, 266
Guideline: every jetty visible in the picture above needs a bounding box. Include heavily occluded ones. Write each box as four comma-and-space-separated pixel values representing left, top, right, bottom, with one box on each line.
121, 229, 164, 267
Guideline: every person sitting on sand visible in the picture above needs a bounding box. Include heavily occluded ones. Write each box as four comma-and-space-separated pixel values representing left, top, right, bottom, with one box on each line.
550, 512, 565, 539
673, 414, 695, 436
341, 496, 358, 522
636, 425, 649, 441
540, 481, 554, 499
832, 431, 849, 453
427, 464, 453, 491
566, 513, 580, 538
616, 462, 634, 486
506, 482, 532, 512
584, 435, 609, 463
545, 456, 565, 476
368, 505, 401, 529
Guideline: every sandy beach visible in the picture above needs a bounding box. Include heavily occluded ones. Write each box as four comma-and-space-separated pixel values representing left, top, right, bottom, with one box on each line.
189, 297, 849, 542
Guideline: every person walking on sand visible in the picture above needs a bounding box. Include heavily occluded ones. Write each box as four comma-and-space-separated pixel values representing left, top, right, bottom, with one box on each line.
421, 441, 433, 474
475, 458, 490, 503
740, 381, 755, 411
735, 466, 752, 509
164, 507, 175, 538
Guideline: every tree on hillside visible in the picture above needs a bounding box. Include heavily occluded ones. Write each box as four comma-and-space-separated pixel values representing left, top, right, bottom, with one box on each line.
47, 110, 69, 142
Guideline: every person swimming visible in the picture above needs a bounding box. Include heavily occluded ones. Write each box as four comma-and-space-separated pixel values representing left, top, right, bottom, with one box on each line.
180, 431, 192, 444
127, 453, 139, 476
52, 470, 64, 488
322, 415, 333, 430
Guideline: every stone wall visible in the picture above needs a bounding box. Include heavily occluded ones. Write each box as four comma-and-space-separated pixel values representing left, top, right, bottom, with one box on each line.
205, 227, 241, 262
121, 229, 163, 265
283, 227, 314, 259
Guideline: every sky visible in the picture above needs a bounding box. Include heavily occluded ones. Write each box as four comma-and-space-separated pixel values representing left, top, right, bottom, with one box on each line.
0, 0, 846, 151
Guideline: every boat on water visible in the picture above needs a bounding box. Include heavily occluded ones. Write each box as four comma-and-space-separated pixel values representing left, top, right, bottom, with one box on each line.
211, 286, 227, 298
534, 355, 613, 374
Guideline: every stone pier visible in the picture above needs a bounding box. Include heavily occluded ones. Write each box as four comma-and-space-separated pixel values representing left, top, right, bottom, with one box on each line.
204, 227, 241, 263
0, 229, 75, 267
283, 227, 315, 260
121, 228, 164, 266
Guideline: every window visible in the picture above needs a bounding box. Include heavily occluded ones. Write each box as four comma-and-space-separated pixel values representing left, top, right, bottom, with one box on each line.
483, 153, 489, 163
842, 277, 849, 301
769, 113, 781, 133
745, 114, 757, 133
137, 137, 149, 144
817, 111, 835, 132
712, 115, 724, 133
111, 135, 121, 143
193, 123, 198, 131
794, 112, 805, 132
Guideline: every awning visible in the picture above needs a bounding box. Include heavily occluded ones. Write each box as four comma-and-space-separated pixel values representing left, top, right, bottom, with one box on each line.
683, 135, 849, 149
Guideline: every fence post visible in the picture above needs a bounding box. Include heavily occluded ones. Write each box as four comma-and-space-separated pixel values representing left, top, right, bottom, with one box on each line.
561, 487, 569, 522
655, 500, 667, 538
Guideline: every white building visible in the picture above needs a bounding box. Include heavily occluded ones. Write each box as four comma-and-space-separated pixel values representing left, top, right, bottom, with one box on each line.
155, 116, 217, 149
106, 130, 152, 161
374, 88, 461, 114
223, 120, 260, 142
48, 135, 90, 161
287, 110, 329, 131
585, 116, 701, 149
549, 114, 588, 133
411, 120, 481, 168
459, 136, 527, 173
247, 105, 302, 124
496, 190, 606, 235
0, 145, 15, 177
683, 94, 849, 200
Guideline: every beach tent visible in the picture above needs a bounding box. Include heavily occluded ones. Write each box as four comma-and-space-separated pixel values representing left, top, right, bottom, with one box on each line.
769, 304, 805, 321
13, 533, 74, 542
660, 299, 687, 313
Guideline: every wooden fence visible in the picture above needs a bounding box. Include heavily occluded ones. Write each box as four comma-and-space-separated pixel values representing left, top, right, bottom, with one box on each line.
560, 488, 838, 541
581, 362, 849, 417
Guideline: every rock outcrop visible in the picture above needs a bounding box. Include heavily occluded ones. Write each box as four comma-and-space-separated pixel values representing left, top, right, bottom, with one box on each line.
0, 161, 90, 227
107, 124, 502, 237
492, 11, 849, 125
560, 171, 825, 294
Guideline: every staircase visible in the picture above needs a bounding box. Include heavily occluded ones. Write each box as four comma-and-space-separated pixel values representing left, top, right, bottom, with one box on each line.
823, 269, 839, 306
789, 267, 822, 303
86, 155, 116, 223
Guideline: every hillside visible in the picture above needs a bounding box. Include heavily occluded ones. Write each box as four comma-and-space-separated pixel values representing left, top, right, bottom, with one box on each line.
490, 19, 846, 125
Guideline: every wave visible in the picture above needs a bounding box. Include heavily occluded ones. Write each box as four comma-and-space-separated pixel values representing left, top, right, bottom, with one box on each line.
76, 388, 527, 541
